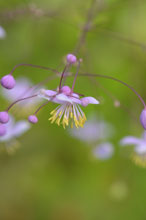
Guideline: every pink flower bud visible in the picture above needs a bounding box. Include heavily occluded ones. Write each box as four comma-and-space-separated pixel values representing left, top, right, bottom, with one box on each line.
0, 111, 9, 124
61, 86, 71, 95
0, 124, 6, 136
66, 54, 77, 64
140, 109, 146, 130
28, 115, 38, 124
1, 74, 16, 89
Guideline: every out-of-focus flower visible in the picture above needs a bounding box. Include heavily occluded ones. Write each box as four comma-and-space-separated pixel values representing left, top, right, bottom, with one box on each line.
93, 142, 114, 160
0, 115, 30, 153
0, 26, 6, 39
38, 87, 99, 128
69, 116, 114, 143
1, 77, 42, 115
120, 131, 146, 167
109, 181, 128, 201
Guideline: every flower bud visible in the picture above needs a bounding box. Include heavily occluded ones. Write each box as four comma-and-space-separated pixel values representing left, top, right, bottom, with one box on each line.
0, 111, 9, 124
61, 86, 71, 95
66, 54, 77, 64
1, 74, 16, 89
28, 115, 38, 124
140, 109, 146, 130
0, 124, 6, 136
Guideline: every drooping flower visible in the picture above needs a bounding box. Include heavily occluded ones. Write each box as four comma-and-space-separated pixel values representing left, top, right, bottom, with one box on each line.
120, 131, 146, 167
38, 87, 99, 128
93, 142, 114, 160
0, 54, 99, 129
0, 115, 31, 153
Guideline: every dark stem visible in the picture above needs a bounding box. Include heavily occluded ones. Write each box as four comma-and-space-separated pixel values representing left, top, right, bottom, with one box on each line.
74, 0, 99, 55
78, 73, 146, 108
71, 60, 81, 92
34, 101, 50, 115
9, 63, 59, 75
59, 64, 70, 91
6, 94, 38, 112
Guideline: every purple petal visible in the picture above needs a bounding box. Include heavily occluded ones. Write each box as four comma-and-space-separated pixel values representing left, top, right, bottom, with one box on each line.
81, 97, 99, 106
12, 121, 31, 137
120, 136, 141, 146
135, 143, 146, 155
54, 94, 73, 104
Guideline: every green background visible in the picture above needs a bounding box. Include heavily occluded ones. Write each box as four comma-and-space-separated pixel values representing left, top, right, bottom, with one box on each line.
0, 0, 146, 219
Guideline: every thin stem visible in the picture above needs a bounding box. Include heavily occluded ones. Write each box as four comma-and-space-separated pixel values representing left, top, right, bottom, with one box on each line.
78, 73, 146, 108
6, 94, 38, 112
59, 64, 70, 91
71, 60, 81, 92
34, 101, 50, 115
9, 63, 59, 75
74, 0, 100, 55
89, 77, 138, 121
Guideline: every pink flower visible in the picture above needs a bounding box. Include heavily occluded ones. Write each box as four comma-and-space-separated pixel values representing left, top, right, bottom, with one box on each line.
38, 86, 99, 128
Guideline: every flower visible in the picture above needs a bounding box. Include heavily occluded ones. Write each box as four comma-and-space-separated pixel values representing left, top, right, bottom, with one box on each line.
38, 87, 99, 128
120, 131, 146, 167
0, 26, 6, 39
93, 142, 114, 160
0, 115, 31, 153
1, 77, 42, 113
69, 116, 114, 143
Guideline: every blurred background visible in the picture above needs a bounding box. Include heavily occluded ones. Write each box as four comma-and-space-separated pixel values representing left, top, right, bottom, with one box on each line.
0, 0, 146, 219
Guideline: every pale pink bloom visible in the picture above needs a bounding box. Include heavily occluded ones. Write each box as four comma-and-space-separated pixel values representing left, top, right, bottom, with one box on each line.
38, 87, 99, 128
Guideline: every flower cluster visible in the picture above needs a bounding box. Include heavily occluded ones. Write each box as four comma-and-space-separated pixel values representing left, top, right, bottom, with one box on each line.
0, 54, 99, 142
1, 52, 146, 165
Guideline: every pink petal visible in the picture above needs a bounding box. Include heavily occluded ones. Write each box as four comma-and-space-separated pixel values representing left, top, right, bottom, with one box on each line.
54, 94, 73, 104
81, 97, 99, 106
120, 136, 141, 146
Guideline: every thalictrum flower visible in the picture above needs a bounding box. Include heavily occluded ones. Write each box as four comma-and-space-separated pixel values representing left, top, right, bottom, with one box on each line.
38, 87, 99, 128
1, 77, 41, 106
120, 131, 146, 167
0, 115, 30, 153
1, 77, 42, 115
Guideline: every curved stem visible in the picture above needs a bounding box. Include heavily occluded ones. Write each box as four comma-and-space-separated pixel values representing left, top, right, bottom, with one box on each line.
9, 63, 59, 75
71, 60, 81, 92
34, 101, 50, 115
78, 73, 146, 108
6, 94, 38, 112
59, 63, 70, 91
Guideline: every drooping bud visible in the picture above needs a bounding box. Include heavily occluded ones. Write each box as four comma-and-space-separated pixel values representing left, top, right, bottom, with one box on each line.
1, 74, 16, 89
140, 109, 146, 130
0, 124, 6, 136
0, 111, 9, 124
61, 86, 71, 95
66, 54, 77, 64
28, 115, 38, 124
